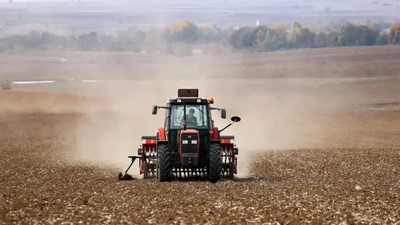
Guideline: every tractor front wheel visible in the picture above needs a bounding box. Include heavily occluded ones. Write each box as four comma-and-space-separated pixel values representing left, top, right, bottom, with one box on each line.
209, 143, 222, 183
157, 144, 171, 182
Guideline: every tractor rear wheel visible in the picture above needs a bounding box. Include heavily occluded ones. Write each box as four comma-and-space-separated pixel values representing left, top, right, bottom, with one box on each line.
157, 144, 171, 182
209, 143, 222, 183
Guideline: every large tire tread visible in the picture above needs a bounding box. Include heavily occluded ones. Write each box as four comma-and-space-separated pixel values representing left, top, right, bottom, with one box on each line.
157, 145, 171, 182
209, 143, 222, 183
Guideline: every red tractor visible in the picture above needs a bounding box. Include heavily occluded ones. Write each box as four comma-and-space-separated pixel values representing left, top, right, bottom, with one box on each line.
119, 89, 241, 183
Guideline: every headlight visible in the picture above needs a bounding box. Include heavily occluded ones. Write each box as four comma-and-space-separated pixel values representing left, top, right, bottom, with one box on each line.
191, 140, 197, 144
182, 140, 188, 144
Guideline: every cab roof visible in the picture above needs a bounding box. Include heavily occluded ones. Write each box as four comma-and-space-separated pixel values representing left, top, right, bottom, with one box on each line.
178, 88, 198, 98
169, 88, 213, 104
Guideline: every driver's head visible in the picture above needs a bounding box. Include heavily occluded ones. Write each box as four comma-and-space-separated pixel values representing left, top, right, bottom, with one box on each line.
188, 108, 195, 115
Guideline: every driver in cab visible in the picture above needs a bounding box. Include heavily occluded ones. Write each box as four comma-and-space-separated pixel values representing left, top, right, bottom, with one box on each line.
185, 108, 197, 126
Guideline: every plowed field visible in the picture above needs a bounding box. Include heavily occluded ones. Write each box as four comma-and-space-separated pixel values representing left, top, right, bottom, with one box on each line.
0, 111, 399, 224
1, 46, 400, 224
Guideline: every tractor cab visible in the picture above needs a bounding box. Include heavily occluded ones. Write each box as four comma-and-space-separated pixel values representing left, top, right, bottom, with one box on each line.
166, 102, 210, 167
153, 89, 227, 168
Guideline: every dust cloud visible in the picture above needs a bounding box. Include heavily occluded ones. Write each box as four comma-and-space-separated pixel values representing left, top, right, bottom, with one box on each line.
69, 67, 351, 177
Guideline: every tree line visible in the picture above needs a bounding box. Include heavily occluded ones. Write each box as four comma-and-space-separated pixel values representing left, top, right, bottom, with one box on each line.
0, 21, 399, 53
229, 22, 396, 51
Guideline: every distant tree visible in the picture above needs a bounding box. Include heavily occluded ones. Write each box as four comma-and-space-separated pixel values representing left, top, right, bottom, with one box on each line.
100, 35, 124, 52
315, 32, 328, 48
21, 31, 42, 49
40, 31, 67, 49
288, 22, 316, 48
337, 24, 379, 46
358, 25, 379, 45
268, 23, 288, 32
365, 22, 380, 31
376, 33, 389, 45
388, 23, 400, 44
337, 24, 358, 46
327, 31, 339, 47
169, 22, 199, 43
197, 25, 224, 43
254, 26, 267, 46
106, 31, 141, 52
229, 25, 287, 51
0, 31, 67, 50
229, 27, 257, 49
170, 21, 191, 33
262, 27, 287, 51
179, 23, 199, 43
77, 32, 99, 51
198, 26, 214, 43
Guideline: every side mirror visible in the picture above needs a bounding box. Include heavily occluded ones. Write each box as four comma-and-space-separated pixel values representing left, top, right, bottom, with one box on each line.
152, 105, 158, 115
231, 116, 241, 122
221, 109, 226, 119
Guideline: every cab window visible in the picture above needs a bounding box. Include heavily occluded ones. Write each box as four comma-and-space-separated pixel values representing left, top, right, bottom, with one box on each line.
170, 104, 208, 129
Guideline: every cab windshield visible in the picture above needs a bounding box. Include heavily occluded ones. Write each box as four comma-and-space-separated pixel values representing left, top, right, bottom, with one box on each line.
170, 104, 209, 129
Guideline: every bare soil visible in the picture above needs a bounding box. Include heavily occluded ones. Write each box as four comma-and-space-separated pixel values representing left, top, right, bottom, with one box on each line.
1, 46, 400, 224
0, 113, 399, 224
